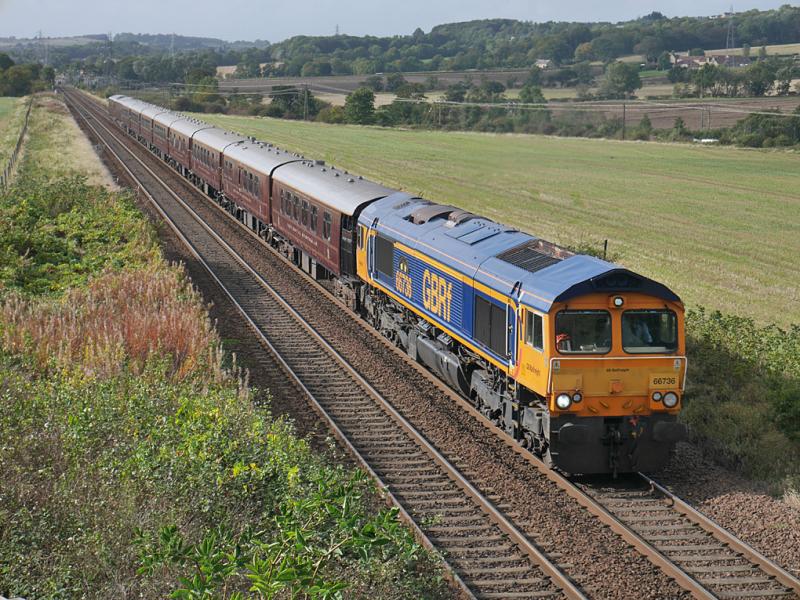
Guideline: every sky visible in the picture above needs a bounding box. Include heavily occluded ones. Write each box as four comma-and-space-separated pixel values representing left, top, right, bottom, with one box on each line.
0, 0, 793, 42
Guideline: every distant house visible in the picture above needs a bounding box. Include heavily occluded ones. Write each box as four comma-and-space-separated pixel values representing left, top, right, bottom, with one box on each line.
671, 52, 752, 70
216, 65, 237, 79
535, 59, 553, 70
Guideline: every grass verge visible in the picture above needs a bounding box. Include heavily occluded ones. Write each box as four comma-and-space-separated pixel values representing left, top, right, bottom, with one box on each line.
0, 96, 450, 599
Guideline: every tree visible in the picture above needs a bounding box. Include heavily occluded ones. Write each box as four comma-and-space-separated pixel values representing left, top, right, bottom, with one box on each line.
361, 75, 384, 91
268, 85, 322, 119
385, 72, 407, 92
742, 43, 751, 58
344, 87, 375, 124
745, 61, 777, 96
0, 64, 39, 96
758, 46, 768, 59
600, 62, 642, 99
443, 82, 468, 102
635, 114, 653, 139
689, 48, 705, 56
574, 42, 594, 62
525, 68, 542, 87
635, 36, 664, 63
573, 61, 595, 85
692, 64, 719, 97
0, 52, 14, 72
776, 66, 795, 95
657, 51, 672, 71
519, 84, 546, 104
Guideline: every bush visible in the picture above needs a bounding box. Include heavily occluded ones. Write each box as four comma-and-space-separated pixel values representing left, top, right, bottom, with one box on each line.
0, 176, 159, 296
683, 308, 800, 480
0, 168, 448, 599
317, 105, 347, 124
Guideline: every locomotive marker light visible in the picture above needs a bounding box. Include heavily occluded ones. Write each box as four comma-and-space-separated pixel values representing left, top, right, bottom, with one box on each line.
652, 391, 663, 402
613, 296, 625, 307
663, 391, 679, 408
572, 392, 583, 403
556, 393, 572, 410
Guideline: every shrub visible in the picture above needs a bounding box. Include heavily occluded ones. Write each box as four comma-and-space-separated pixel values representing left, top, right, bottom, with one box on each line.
683, 308, 800, 480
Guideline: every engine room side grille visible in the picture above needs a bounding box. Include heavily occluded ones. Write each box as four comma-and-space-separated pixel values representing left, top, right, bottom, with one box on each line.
498, 241, 564, 274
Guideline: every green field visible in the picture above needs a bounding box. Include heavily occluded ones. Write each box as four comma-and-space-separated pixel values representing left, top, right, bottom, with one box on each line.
0, 97, 25, 166
196, 114, 800, 327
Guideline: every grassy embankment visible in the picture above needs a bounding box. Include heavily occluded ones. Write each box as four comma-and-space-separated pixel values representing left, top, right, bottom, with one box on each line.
0, 94, 449, 599
197, 113, 800, 485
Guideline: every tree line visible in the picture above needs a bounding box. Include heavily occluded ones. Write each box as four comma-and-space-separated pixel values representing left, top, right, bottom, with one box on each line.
0, 54, 55, 96
36, 5, 800, 84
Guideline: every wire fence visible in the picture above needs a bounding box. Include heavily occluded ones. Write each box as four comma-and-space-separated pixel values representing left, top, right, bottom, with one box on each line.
0, 96, 34, 191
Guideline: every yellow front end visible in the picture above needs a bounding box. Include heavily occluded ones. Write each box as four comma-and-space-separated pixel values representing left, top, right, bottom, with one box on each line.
517, 292, 686, 415
517, 292, 687, 473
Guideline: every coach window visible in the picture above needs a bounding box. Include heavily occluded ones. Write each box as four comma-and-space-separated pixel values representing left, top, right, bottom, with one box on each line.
255, 176, 260, 195
301, 200, 309, 226
292, 196, 300, 221
525, 311, 543, 351
323, 211, 332, 240
310, 205, 318, 232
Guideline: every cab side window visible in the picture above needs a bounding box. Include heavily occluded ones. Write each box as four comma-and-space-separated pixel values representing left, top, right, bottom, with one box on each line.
526, 311, 543, 351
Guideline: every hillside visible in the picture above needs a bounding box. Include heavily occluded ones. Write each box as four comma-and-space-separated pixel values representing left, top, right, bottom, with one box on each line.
195, 113, 800, 328
264, 6, 800, 76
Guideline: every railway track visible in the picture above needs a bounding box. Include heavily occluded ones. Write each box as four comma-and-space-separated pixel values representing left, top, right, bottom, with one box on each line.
64, 89, 586, 600
572, 474, 799, 599
64, 89, 800, 600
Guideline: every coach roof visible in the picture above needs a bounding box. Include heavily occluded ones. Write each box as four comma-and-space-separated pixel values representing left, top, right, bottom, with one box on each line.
272, 160, 395, 216
169, 116, 213, 138
192, 127, 246, 152
140, 105, 171, 120
223, 141, 301, 174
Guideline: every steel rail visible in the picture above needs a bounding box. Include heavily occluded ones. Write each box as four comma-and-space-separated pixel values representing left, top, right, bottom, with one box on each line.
65, 88, 587, 600
69, 88, 800, 600
641, 473, 800, 596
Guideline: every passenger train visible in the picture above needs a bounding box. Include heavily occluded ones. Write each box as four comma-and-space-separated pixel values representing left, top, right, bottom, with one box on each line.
108, 94, 688, 475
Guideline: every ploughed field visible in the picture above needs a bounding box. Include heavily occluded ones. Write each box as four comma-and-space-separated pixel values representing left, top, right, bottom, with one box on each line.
196, 112, 800, 327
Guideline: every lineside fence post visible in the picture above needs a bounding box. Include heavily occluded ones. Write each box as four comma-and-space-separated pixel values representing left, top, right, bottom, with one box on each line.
0, 95, 33, 192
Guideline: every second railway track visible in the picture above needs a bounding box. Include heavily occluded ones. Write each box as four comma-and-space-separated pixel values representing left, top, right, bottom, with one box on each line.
64, 88, 800, 600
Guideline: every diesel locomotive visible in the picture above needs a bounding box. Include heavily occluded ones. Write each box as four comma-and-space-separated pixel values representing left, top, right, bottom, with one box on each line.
107, 94, 688, 475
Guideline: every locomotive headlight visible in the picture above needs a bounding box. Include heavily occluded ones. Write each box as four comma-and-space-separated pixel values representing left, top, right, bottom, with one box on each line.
663, 392, 679, 408
652, 391, 663, 402
613, 296, 624, 307
556, 394, 572, 410
572, 392, 583, 403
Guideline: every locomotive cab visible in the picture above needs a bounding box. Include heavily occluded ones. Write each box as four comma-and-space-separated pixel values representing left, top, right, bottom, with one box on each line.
517, 290, 687, 475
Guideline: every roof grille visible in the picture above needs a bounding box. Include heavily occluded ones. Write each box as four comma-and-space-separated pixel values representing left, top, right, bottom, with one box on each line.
498, 240, 573, 274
